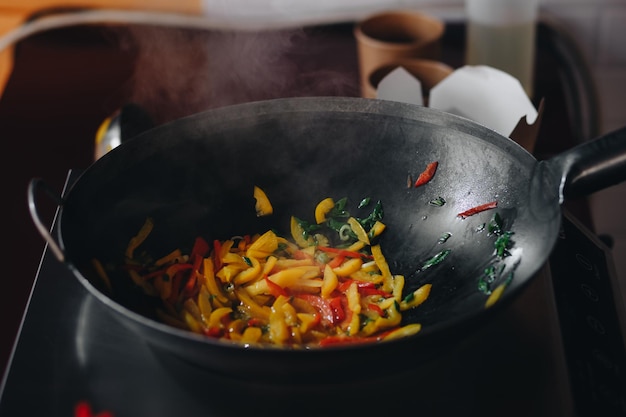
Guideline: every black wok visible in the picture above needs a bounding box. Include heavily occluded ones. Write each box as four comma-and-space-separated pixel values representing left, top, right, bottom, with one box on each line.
29, 97, 626, 383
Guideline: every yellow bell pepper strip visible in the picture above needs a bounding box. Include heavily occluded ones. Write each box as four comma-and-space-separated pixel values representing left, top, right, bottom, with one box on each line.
125, 217, 154, 259
400, 283, 432, 310
485, 283, 506, 308
253, 185, 274, 217
197, 285, 213, 321
233, 256, 261, 285
269, 295, 290, 344
331, 257, 363, 277
347, 216, 370, 244
154, 248, 183, 267
321, 264, 338, 298
315, 197, 335, 224
346, 282, 361, 336
371, 244, 393, 293
201, 258, 229, 304
91, 258, 112, 292
383, 323, 422, 341
246, 230, 279, 258
290, 216, 315, 248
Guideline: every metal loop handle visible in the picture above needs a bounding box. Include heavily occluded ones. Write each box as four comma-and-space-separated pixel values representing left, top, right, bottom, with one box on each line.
27, 178, 65, 263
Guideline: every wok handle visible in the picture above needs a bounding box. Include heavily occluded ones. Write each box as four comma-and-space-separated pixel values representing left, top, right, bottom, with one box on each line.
550, 125, 626, 200
27, 178, 65, 263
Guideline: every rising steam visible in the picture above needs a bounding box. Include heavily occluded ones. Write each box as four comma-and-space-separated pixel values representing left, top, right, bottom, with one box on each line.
114, 26, 359, 123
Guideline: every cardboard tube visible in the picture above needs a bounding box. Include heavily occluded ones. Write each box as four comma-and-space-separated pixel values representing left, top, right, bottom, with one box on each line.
354, 10, 445, 94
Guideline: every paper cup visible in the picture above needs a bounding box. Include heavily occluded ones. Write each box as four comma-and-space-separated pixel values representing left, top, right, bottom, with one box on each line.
354, 10, 445, 94
363, 59, 453, 102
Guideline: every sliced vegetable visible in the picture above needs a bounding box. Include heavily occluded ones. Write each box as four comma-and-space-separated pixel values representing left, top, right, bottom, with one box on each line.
315, 197, 335, 224
414, 161, 438, 187
111, 196, 430, 348
457, 201, 498, 219
253, 186, 273, 217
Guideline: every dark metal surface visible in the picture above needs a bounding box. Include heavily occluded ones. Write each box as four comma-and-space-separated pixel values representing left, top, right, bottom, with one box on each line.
1, 19, 600, 378
27, 97, 625, 383
0, 170, 575, 416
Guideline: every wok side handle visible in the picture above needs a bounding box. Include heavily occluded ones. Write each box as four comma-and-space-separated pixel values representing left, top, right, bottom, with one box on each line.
549, 125, 626, 200
28, 178, 65, 263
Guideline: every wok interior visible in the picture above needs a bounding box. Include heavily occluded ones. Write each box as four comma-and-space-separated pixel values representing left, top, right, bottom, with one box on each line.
60, 98, 559, 341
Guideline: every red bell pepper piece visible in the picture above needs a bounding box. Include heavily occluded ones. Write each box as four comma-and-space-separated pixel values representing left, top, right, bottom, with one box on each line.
265, 275, 289, 297
203, 327, 223, 338
368, 303, 384, 316
328, 296, 346, 323
183, 255, 203, 296
191, 236, 210, 260
212, 239, 223, 270
317, 246, 373, 260
318, 335, 374, 347
296, 294, 335, 326
457, 200, 498, 219
338, 280, 391, 297
327, 254, 346, 268
414, 161, 438, 187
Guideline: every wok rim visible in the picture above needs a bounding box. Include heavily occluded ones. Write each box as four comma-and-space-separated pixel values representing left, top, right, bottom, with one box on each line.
59, 96, 553, 356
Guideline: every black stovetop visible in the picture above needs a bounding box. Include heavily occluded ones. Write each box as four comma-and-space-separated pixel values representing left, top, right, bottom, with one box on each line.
1, 171, 625, 417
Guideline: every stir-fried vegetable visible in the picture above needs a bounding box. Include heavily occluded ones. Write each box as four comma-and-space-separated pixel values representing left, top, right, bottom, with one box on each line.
98, 195, 431, 347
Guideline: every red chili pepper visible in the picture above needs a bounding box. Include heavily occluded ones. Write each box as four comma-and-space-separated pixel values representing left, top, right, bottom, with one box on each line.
414, 161, 438, 187
317, 246, 373, 260
457, 200, 498, 219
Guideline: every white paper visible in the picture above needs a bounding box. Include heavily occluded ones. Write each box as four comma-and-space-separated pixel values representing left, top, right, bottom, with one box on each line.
376, 67, 424, 106
428, 65, 538, 137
